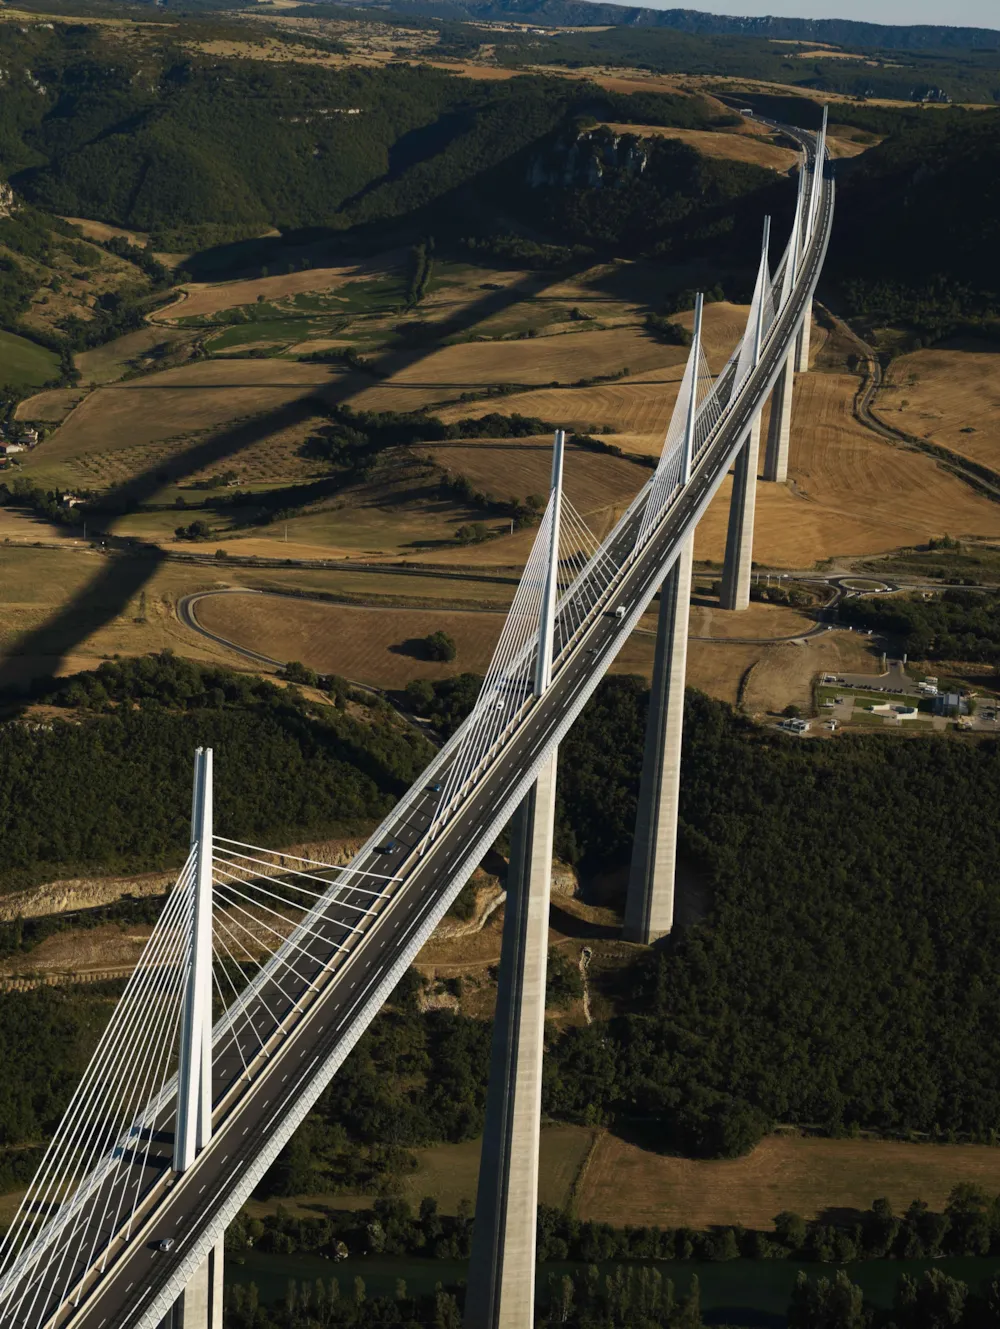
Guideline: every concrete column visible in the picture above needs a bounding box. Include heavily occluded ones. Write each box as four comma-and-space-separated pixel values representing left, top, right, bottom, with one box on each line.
763, 351, 794, 483
464, 751, 557, 1329
624, 537, 693, 944
165, 1238, 225, 1328
795, 301, 813, 372
719, 413, 762, 612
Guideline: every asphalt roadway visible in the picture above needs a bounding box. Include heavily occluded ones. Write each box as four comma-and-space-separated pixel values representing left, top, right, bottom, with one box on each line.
6, 150, 835, 1329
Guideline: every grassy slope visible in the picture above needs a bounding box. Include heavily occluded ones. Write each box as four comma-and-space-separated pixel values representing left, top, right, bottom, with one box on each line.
0, 329, 60, 391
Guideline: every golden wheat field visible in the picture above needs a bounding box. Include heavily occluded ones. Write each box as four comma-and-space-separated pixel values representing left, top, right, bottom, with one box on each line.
882, 344, 1000, 472
603, 123, 799, 171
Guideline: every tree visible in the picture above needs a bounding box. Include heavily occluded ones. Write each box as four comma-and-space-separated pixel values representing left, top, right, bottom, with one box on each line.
774, 1211, 808, 1251
423, 631, 457, 662
896, 1270, 968, 1329
789, 1270, 867, 1329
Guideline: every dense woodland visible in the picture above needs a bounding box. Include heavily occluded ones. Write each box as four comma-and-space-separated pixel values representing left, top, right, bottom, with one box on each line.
839, 590, 1000, 666
0, 653, 431, 890
0, 22, 747, 251
2, 669, 1000, 1187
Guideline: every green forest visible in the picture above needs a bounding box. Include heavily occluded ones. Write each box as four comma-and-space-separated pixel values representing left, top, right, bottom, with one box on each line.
0, 652, 431, 891
6, 666, 1000, 1192
839, 590, 1000, 665
0, 22, 746, 251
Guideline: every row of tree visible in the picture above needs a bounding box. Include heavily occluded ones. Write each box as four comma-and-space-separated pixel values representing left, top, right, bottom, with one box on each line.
228, 1188, 1000, 1269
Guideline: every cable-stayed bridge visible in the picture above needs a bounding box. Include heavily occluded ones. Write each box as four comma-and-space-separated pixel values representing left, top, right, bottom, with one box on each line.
0, 111, 834, 1329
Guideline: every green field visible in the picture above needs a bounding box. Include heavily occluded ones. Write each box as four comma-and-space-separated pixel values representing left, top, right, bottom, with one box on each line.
0, 331, 61, 392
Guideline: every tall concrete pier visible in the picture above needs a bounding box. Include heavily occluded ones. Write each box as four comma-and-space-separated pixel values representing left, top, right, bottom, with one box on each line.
163, 750, 224, 1329
795, 307, 812, 372
463, 752, 557, 1329
464, 432, 564, 1329
623, 296, 703, 942
624, 536, 693, 942
763, 351, 795, 483
161, 1242, 224, 1328
719, 414, 762, 612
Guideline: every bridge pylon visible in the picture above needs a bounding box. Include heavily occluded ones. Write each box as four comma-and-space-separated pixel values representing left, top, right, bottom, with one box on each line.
624, 294, 703, 943
162, 748, 224, 1329
795, 106, 828, 375
464, 432, 564, 1329
720, 217, 771, 612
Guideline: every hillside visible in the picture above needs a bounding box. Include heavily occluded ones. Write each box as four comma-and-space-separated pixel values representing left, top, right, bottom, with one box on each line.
829, 106, 1000, 333
343, 0, 1000, 52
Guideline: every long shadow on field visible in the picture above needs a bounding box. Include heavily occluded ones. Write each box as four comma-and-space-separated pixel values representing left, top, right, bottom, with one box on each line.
0, 273, 552, 703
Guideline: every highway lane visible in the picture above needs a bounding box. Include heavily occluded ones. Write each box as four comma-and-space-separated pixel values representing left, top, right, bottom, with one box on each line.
8, 155, 834, 1329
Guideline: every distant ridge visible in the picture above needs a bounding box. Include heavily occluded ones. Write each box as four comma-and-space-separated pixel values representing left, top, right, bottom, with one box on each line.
351, 0, 1000, 50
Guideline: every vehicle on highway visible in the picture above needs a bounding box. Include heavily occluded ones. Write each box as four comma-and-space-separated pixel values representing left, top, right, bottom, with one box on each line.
614, 606, 627, 621
157, 1238, 175, 1253
378, 839, 400, 854
427, 783, 442, 793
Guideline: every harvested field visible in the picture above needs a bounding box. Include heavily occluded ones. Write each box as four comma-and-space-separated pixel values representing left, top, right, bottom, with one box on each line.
694, 373, 1000, 567
384, 325, 674, 389
244, 1123, 592, 1219
682, 639, 760, 704
576, 1131, 1000, 1230
75, 326, 200, 385
689, 600, 812, 640
603, 123, 799, 171
31, 361, 343, 482
155, 261, 388, 322
193, 593, 507, 683
430, 303, 748, 458
15, 388, 85, 424
883, 344, 1000, 473
423, 437, 646, 520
